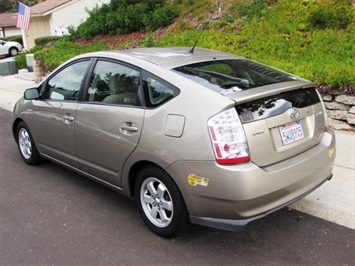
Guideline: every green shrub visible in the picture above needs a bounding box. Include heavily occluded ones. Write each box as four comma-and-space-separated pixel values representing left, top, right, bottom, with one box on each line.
34, 40, 105, 72
309, 6, 353, 29
35, 36, 63, 46
73, 0, 180, 40
143, 0, 165, 11
236, 0, 269, 19
77, 4, 111, 39
140, 32, 155, 47
308, 0, 354, 30
146, 5, 180, 30
116, 4, 146, 34
14, 53, 27, 69
2, 35, 23, 45
14, 45, 44, 69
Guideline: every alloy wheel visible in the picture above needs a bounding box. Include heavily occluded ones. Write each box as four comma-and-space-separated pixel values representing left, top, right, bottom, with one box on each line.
18, 128, 32, 160
140, 177, 174, 228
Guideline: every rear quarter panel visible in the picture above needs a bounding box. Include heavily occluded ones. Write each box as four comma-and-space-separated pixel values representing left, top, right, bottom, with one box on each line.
121, 67, 234, 195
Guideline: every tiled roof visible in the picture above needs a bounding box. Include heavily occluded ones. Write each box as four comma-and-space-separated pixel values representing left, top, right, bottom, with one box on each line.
0, 13, 17, 28
30, 0, 73, 15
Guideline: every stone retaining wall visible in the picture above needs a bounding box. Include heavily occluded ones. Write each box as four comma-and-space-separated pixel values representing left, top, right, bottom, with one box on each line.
321, 93, 355, 132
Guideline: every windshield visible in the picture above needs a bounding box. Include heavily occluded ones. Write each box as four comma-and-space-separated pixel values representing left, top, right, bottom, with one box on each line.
173, 59, 300, 93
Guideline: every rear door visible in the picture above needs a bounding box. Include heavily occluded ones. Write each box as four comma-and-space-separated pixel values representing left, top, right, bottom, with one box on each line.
75, 59, 145, 187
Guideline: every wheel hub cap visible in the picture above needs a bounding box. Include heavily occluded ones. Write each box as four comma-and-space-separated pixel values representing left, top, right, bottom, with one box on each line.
140, 177, 174, 228
19, 128, 32, 159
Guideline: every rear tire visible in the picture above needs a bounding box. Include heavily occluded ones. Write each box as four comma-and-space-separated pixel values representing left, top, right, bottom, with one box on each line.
135, 166, 189, 237
16, 122, 43, 165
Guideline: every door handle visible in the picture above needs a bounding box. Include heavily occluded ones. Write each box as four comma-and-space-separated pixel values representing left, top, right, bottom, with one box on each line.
62, 113, 74, 124
120, 122, 138, 134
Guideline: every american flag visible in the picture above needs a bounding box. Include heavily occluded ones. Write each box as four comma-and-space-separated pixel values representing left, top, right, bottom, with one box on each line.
16, 2, 31, 30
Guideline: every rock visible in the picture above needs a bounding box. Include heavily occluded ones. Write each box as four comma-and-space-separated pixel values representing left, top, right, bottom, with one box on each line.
347, 114, 355, 126
324, 102, 349, 111
328, 118, 355, 132
322, 94, 333, 102
349, 106, 355, 114
335, 95, 355, 105
327, 110, 348, 121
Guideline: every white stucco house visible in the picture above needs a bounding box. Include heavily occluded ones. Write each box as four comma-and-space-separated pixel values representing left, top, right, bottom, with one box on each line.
24, 0, 109, 49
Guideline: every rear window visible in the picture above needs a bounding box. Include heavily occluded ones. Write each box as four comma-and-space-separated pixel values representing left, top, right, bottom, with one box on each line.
236, 88, 321, 123
173, 59, 300, 93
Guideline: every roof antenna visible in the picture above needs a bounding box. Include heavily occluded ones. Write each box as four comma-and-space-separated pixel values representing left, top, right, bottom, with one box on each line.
189, 11, 217, 54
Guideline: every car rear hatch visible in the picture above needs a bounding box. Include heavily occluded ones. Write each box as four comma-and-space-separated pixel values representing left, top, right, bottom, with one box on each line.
229, 81, 326, 167
173, 58, 327, 167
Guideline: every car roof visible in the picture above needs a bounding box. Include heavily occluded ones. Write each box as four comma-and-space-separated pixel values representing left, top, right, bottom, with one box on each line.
84, 47, 242, 69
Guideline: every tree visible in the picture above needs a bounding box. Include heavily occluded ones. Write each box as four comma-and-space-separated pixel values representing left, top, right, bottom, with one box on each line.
0, 0, 15, 12
0, 0, 43, 13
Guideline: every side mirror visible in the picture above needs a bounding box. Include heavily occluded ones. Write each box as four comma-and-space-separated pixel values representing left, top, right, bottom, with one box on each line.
24, 88, 40, 100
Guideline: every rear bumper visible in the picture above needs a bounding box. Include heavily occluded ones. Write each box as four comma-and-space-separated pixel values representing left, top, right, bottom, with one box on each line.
167, 130, 336, 230
190, 173, 332, 231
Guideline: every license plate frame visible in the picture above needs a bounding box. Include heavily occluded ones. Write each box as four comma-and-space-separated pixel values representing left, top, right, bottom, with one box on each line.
279, 121, 304, 145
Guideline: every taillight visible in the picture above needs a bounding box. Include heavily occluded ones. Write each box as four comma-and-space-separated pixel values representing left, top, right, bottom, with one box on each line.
208, 108, 250, 164
316, 90, 329, 132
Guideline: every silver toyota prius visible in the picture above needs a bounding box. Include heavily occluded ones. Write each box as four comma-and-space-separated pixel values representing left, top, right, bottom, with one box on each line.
12, 47, 336, 237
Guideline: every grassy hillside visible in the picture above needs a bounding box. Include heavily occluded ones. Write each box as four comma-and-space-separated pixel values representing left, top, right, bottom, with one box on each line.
155, 0, 355, 88
18, 0, 355, 90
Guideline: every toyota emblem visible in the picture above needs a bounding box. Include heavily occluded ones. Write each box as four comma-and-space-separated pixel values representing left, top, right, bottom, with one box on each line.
289, 108, 299, 120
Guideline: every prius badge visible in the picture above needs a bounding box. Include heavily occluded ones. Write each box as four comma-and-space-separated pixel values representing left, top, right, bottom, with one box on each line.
289, 108, 300, 120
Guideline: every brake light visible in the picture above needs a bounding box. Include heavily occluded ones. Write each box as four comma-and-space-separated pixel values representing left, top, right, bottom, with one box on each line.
322, 107, 330, 132
208, 108, 250, 164
316, 90, 329, 132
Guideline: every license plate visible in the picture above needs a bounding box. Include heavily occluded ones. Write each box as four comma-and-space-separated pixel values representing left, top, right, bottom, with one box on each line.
279, 121, 304, 145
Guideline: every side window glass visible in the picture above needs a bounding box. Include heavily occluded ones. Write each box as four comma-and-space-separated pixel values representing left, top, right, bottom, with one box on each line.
45, 60, 90, 101
143, 72, 178, 107
87, 60, 140, 106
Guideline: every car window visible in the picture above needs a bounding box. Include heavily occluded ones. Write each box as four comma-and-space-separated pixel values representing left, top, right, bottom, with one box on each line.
142, 71, 179, 107
44, 60, 90, 101
173, 59, 300, 92
86, 60, 140, 106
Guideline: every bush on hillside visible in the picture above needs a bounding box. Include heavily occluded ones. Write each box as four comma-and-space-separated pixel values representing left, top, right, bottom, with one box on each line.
34, 39, 105, 72
309, 2, 353, 30
73, 0, 180, 40
147, 5, 180, 30
14, 45, 44, 70
237, 0, 269, 19
35, 36, 63, 46
14, 53, 27, 69
2, 35, 23, 45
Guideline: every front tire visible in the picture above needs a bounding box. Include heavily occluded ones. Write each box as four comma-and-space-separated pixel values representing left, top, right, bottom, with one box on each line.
9, 47, 19, 56
135, 166, 189, 237
16, 122, 43, 165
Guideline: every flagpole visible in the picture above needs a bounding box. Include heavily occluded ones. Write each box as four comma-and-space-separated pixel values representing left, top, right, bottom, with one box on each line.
21, 28, 28, 51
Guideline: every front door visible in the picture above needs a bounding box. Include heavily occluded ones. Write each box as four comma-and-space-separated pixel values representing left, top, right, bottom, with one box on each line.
28, 60, 91, 168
